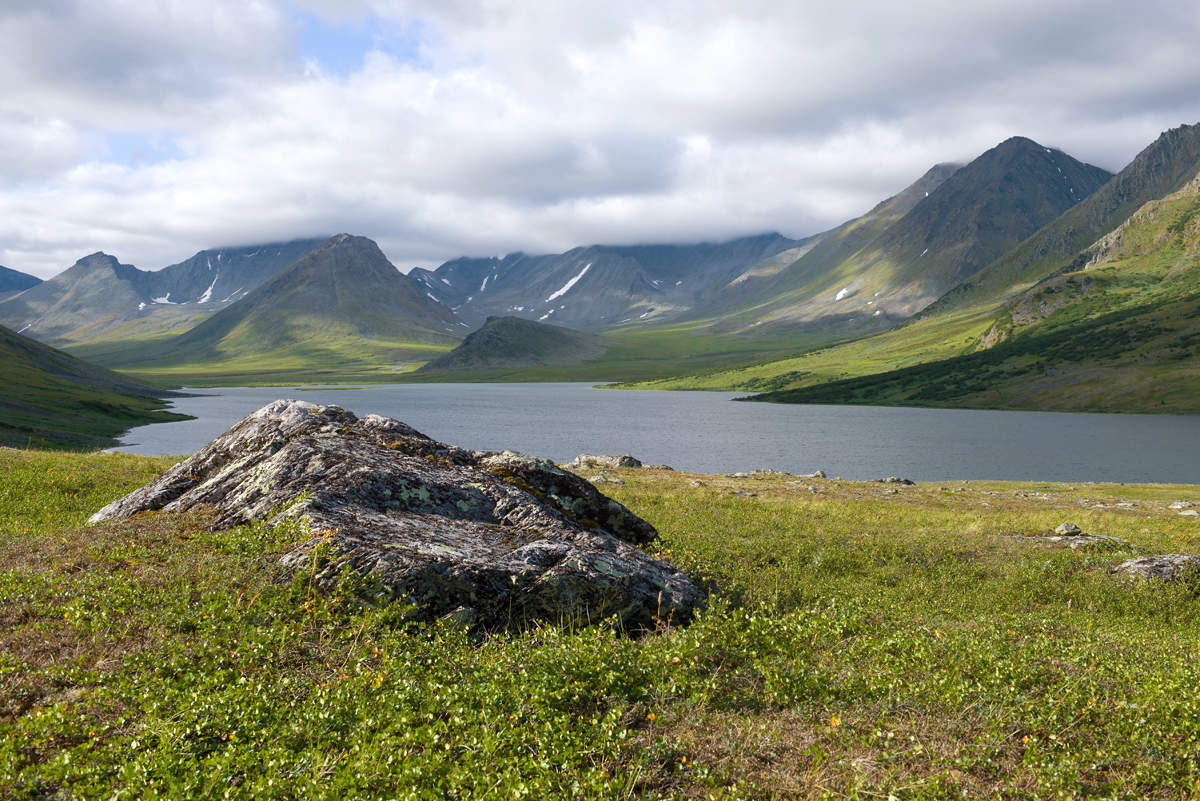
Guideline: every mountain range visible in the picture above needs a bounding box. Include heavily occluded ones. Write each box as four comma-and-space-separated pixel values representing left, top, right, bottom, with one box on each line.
4, 123, 1199, 417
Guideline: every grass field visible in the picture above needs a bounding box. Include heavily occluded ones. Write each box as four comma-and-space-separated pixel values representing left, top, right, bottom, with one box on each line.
5, 450, 1200, 798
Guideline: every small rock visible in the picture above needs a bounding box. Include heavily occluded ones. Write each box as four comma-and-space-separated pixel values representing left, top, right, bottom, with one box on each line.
876, 476, 914, 485
588, 476, 624, 485
1015, 533, 1127, 550
688, 480, 705, 488
1055, 523, 1082, 536
801, 470, 827, 479
1179, 510, 1200, 517
728, 471, 752, 478
731, 490, 758, 497
646, 464, 674, 471
569, 453, 643, 469
1112, 555, 1200, 581
883, 488, 899, 495
1169, 501, 1196, 510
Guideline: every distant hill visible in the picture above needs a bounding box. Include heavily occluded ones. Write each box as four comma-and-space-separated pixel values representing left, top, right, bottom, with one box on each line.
419, 316, 607, 372
710, 137, 1111, 337
0, 323, 185, 448
408, 233, 805, 331
0, 239, 322, 346
0, 265, 41, 301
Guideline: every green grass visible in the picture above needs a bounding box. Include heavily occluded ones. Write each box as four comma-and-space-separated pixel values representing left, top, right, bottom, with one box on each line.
8, 452, 1200, 797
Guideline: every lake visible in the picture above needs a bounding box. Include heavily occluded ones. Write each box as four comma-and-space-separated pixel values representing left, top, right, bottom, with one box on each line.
111, 383, 1200, 483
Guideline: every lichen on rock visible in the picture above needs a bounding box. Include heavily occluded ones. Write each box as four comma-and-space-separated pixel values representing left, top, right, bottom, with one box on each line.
90, 400, 703, 632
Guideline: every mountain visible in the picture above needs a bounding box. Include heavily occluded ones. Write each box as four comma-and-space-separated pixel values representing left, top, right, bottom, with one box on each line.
0, 323, 185, 448
0, 265, 41, 300
118, 234, 460, 375
408, 233, 804, 331
418, 316, 607, 372
748, 160, 1200, 412
709, 138, 1111, 337
928, 123, 1200, 314
0, 239, 322, 346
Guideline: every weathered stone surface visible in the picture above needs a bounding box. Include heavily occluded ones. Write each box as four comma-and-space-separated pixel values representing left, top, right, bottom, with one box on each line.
1168, 500, 1195, 510
568, 453, 643, 469
877, 476, 915, 485
1055, 522, 1082, 536
90, 400, 703, 631
1111, 555, 1200, 581
1016, 533, 1126, 550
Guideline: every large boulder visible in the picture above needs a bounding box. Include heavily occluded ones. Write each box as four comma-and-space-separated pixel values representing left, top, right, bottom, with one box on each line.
90, 400, 703, 631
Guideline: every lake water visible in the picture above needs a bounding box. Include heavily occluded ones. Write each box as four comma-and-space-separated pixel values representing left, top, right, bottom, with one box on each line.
111, 383, 1200, 483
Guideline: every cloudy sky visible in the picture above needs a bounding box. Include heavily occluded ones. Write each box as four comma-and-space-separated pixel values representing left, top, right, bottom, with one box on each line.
3, 1, 1199, 278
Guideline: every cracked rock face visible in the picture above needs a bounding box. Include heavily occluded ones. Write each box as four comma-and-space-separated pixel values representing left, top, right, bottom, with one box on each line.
1111, 555, 1200, 582
90, 400, 703, 631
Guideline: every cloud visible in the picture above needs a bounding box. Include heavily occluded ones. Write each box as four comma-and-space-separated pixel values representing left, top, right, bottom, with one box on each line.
1, 0, 1199, 277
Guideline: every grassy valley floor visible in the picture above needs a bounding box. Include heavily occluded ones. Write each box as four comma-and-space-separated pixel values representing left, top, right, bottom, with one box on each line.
5, 451, 1200, 798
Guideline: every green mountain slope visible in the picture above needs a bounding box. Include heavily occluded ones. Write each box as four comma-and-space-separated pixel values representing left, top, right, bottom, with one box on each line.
0, 324, 186, 448
633, 123, 1200, 401
703, 138, 1109, 337
750, 172, 1200, 412
418, 316, 607, 373
86, 234, 461, 383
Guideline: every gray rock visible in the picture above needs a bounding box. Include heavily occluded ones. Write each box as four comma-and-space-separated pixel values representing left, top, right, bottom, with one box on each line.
568, 453, 643, 469
801, 470, 827, 479
1169, 501, 1195, 510
1017, 533, 1126, 550
1055, 522, 1082, 536
1181, 510, 1200, 517
728, 471, 752, 478
89, 400, 703, 632
1111, 555, 1200, 581
588, 475, 624, 485
646, 464, 674, 471
877, 476, 914, 485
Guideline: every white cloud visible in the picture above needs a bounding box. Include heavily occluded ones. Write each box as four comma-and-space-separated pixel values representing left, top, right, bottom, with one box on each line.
2, 0, 1200, 277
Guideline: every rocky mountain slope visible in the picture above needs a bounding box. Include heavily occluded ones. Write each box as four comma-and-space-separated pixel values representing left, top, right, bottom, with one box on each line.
0, 265, 41, 301
709, 138, 1111, 337
419, 316, 608, 372
0, 239, 322, 346
0, 323, 185, 448
409, 233, 805, 331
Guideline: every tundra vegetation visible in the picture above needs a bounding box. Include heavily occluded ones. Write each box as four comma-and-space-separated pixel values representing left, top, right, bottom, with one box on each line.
4, 450, 1200, 799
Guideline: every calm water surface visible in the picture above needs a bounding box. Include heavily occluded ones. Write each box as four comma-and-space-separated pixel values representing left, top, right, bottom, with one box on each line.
112, 383, 1200, 483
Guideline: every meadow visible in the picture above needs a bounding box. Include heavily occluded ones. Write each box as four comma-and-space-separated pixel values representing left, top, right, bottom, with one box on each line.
4, 450, 1200, 798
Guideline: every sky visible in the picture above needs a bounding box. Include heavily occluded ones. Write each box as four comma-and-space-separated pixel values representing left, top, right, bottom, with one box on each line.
2, 1, 1199, 279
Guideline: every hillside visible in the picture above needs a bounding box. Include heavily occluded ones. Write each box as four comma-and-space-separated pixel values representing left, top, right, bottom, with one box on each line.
418, 316, 607, 372
98, 234, 461, 383
749, 171, 1200, 411
0, 239, 322, 347
702, 138, 1110, 339
632, 123, 1200, 403
0, 265, 41, 300
0, 323, 186, 448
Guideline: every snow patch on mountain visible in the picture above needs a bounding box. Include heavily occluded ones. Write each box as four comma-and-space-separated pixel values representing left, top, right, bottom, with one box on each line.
546, 263, 591, 302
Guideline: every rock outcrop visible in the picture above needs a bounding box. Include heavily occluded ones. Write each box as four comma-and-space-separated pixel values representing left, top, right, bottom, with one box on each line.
1111, 555, 1200, 582
90, 400, 703, 631
568, 454, 643, 469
